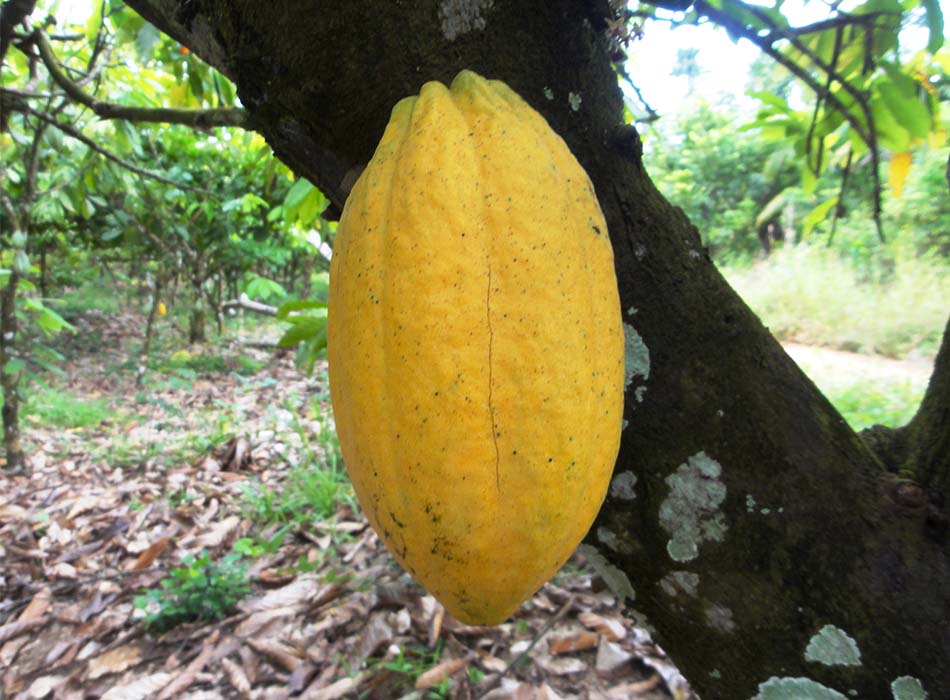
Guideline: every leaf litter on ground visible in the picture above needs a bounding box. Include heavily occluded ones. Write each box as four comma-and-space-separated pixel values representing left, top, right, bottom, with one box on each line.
0, 310, 693, 700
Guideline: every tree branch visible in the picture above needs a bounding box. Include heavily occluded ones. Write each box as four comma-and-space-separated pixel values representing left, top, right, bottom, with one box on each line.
23, 106, 205, 191
0, 0, 36, 64
693, 0, 887, 239
33, 28, 250, 130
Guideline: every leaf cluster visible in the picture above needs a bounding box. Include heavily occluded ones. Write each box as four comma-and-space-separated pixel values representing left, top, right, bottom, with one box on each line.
134, 550, 251, 633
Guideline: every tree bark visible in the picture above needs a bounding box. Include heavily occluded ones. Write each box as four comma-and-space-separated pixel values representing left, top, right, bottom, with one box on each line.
0, 269, 25, 472
125, 2, 950, 697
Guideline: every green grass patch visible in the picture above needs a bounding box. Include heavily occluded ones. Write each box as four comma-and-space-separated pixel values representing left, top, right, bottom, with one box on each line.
242, 407, 353, 530
722, 245, 950, 358
152, 349, 267, 378
56, 280, 125, 317
823, 380, 924, 431
23, 386, 117, 429
134, 550, 251, 633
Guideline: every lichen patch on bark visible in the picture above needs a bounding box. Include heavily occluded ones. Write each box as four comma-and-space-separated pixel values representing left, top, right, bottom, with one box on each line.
804, 624, 862, 667
658, 451, 727, 562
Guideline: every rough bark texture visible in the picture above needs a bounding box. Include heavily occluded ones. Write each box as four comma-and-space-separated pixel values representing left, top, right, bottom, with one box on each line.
1, 269, 25, 472
125, 2, 950, 697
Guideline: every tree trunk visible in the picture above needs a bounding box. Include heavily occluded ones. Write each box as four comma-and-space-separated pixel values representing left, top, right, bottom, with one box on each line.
125, 2, 950, 697
0, 269, 25, 472
143, 272, 163, 358
187, 257, 207, 343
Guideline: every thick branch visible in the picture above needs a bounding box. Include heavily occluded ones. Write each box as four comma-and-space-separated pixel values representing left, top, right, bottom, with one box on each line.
33, 29, 250, 130
0, 0, 36, 64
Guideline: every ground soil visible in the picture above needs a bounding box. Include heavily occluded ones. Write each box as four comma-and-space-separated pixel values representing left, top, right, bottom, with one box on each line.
783, 342, 934, 390
0, 311, 690, 700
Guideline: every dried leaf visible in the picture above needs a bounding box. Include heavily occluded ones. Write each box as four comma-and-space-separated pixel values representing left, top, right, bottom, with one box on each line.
66, 495, 101, 521
18, 587, 52, 621
302, 673, 363, 700
354, 612, 395, 663
479, 679, 535, 700
26, 674, 64, 698
239, 574, 321, 614
246, 637, 301, 672
578, 612, 626, 642
87, 644, 144, 679
194, 515, 240, 548
548, 631, 599, 654
0, 616, 48, 644
129, 536, 172, 571
595, 637, 632, 677
537, 683, 567, 700
414, 657, 469, 690
155, 632, 217, 700
100, 673, 173, 700
535, 655, 587, 676
607, 675, 662, 698
235, 605, 297, 638
0, 503, 27, 522
221, 656, 251, 694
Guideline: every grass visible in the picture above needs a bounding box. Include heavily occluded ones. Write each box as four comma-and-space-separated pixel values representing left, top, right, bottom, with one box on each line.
56, 279, 125, 317
721, 243, 943, 430
241, 403, 354, 531
721, 244, 950, 358
815, 380, 924, 431
23, 385, 119, 429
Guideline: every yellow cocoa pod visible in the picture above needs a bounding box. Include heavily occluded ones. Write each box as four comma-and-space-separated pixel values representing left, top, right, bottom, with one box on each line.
157, 302, 167, 317
327, 70, 624, 625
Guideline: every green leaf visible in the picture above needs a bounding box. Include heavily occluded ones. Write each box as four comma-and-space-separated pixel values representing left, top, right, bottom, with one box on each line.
35, 307, 76, 335
278, 317, 328, 347
747, 91, 793, 113
755, 190, 789, 229
276, 299, 328, 320
3, 358, 26, 376
870, 93, 912, 152
876, 81, 931, 139
802, 196, 839, 238
297, 188, 326, 225
921, 0, 944, 53
284, 178, 315, 211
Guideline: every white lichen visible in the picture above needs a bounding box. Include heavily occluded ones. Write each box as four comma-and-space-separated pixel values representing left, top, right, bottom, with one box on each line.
610, 471, 637, 500
746, 495, 757, 512
439, 0, 493, 41
705, 603, 736, 633
543, 86, 554, 100
626, 306, 638, 316
659, 570, 699, 598
891, 676, 927, 700
752, 677, 848, 700
568, 91, 582, 111
658, 451, 727, 562
634, 243, 647, 260
804, 625, 862, 667
623, 322, 650, 392
634, 386, 647, 403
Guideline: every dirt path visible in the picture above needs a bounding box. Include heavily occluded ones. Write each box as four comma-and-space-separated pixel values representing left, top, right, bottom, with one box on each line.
783, 343, 934, 390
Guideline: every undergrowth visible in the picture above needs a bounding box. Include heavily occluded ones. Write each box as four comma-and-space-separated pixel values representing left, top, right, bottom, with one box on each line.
722, 244, 949, 358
